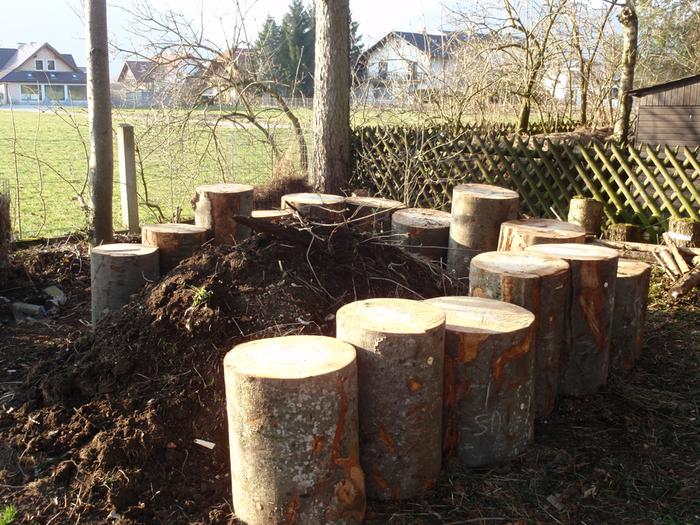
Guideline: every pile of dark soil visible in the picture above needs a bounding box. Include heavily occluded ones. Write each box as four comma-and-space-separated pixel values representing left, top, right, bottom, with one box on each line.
1, 226, 460, 524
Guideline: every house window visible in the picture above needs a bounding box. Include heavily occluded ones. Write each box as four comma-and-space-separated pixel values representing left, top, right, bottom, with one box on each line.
47, 60, 56, 71
45, 85, 65, 101
408, 62, 419, 81
378, 61, 388, 80
35, 59, 44, 70
20, 84, 41, 102
68, 85, 87, 101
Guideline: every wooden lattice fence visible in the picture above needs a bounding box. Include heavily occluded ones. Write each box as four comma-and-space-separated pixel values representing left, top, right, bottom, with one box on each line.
350, 125, 700, 236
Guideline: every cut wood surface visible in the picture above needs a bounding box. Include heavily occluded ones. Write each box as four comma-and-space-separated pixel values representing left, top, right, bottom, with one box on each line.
424, 296, 535, 467
567, 197, 604, 237
391, 208, 451, 261
336, 298, 445, 501
224, 335, 365, 525
498, 218, 585, 252
193, 183, 254, 245
345, 196, 405, 233
447, 183, 519, 278
469, 251, 570, 418
90, 243, 159, 325
670, 266, 700, 298
525, 243, 619, 396
611, 259, 651, 370
251, 209, 293, 221
281, 193, 346, 222
141, 223, 208, 273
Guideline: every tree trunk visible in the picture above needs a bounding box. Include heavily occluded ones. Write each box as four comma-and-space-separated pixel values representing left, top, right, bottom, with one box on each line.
0, 192, 10, 269
86, 0, 114, 246
91, 244, 160, 326
606, 223, 643, 242
391, 208, 451, 261
281, 192, 346, 223
498, 218, 585, 252
614, 0, 638, 144
567, 197, 605, 237
141, 223, 208, 274
312, 0, 350, 193
525, 243, 619, 396
611, 259, 651, 370
668, 218, 700, 248
469, 252, 570, 418
446, 184, 520, 279
345, 196, 405, 234
224, 335, 365, 525
425, 296, 535, 466
336, 299, 445, 501
517, 99, 531, 134
193, 183, 254, 245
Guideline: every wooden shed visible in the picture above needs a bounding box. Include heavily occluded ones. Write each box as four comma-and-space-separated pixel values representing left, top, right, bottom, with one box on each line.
630, 74, 700, 148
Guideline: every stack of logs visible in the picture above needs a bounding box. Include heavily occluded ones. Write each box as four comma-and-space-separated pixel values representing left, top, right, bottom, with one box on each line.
86, 179, 695, 525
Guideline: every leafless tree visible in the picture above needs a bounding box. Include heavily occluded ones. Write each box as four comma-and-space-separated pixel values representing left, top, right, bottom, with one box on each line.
614, 0, 638, 143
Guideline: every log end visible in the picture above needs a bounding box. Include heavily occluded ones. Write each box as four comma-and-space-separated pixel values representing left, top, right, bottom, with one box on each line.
526, 242, 618, 261
196, 183, 254, 194
345, 196, 405, 211
617, 258, 651, 279
337, 298, 445, 335
251, 209, 294, 221
425, 296, 535, 334
92, 243, 159, 258
281, 192, 346, 208
471, 251, 570, 279
142, 223, 208, 236
452, 183, 519, 201
392, 208, 451, 229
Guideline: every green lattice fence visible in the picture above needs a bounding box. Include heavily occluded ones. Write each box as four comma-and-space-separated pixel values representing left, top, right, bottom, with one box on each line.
350, 125, 700, 236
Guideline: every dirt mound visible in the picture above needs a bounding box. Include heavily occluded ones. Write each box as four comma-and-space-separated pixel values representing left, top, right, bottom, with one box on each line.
2, 225, 462, 524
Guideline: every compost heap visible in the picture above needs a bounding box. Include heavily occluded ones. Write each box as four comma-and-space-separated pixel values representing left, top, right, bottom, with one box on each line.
1, 222, 462, 524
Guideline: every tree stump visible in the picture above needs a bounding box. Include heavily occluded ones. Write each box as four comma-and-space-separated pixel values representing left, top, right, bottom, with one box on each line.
193, 183, 254, 245
525, 243, 619, 396
424, 296, 535, 466
345, 196, 405, 234
446, 184, 520, 279
668, 218, 700, 248
606, 223, 643, 242
141, 223, 208, 274
91, 243, 160, 325
0, 192, 10, 269
391, 208, 451, 261
469, 251, 570, 418
281, 193, 346, 223
498, 218, 585, 252
611, 259, 651, 370
567, 197, 604, 237
336, 298, 445, 501
251, 209, 293, 222
224, 335, 365, 525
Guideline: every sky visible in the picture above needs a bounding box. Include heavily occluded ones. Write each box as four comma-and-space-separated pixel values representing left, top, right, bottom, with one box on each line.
0, 0, 458, 78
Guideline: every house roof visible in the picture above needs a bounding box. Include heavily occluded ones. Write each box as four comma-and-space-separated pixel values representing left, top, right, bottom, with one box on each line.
629, 74, 700, 97
361, 31, 469, 62
0, 42, 84, 83
1, 71, 86, 84
119, 60, 162, 83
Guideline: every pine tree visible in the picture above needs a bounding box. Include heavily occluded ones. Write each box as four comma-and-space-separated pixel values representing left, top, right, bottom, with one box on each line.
253, 16, 283, 83
280, 0, 315, 96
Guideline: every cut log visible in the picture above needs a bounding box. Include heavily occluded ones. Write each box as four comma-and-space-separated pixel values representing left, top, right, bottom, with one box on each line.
469, 252, 570, 418
446, 183, 519, 278
0, 192, 9, 269
281, 192, 346, 223
345, 196, 405, 234
606, 223, 642, 242
498, 218, 585, 252
91, 243, 160, 325
670, 266, 700, 299
141, 223, 208, 273
525, 243, 619, 396
193, 183, 254, 245
224, 335, 365, 525
611, 259, 651, 370
424, 296, 535, 466
336, 298, 445, 500
567, 197, 604, 237
391, 208, 451, 261
668, 218, 700, 248
657, 247, 682, 278
251, 209, 293, 222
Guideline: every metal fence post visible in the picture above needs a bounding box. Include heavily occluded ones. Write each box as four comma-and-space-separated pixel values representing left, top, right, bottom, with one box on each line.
117, 123, 139, 233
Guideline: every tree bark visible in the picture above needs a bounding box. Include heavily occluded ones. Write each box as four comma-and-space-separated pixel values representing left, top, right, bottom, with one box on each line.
281, 192, 346, 223
469, 252, 570, 418
498, 218, 586, 252
606, 223, 643, 242
91, 244, 160, 326
446, 184, 520, 279
668, 218, 700, 248
312, 0, 351, 193
193, 183, 254, 245
86, 0, 114, 246
611, 259, 651, 370
425, 297, 535, 466
567, 197, 605, 237
525, 243, 619, 396
345, 196, 405, 234
0, 192, 10, 269
391, 208, 451, 261
614, 0, 638, 144
336, 299, 445, 501
141, 223, 208, 273
224, 335, 365, 525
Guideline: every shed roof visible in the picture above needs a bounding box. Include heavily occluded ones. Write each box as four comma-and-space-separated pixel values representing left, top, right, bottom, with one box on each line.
629, 74, 700, 97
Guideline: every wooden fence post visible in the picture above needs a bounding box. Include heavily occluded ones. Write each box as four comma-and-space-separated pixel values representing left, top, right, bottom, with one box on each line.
117, 124, 139, 234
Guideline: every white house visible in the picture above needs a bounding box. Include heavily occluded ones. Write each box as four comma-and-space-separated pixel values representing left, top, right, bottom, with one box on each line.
0, 42, 87, 106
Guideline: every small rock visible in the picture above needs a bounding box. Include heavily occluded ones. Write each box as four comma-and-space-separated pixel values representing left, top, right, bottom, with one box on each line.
11, 302, 47, 322
43, 286, 66, 306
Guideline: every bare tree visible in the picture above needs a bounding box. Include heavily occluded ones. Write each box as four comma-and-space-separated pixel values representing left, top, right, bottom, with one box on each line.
614, 0, 638, 143
86, 0, 114, 245
312, 0, 351, 193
